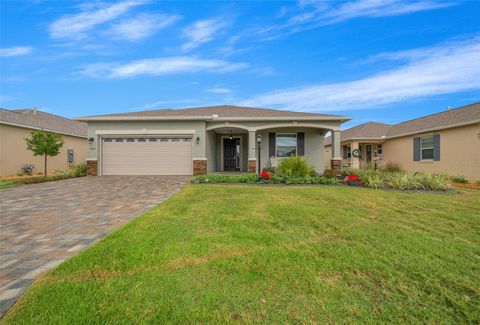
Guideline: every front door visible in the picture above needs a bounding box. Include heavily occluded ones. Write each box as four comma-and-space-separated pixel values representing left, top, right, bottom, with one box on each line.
224, 138, 240, 171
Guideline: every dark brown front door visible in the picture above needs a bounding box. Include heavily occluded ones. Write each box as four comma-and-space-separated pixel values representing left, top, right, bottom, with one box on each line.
366, 144, 372, 163
224, 138, 240, 171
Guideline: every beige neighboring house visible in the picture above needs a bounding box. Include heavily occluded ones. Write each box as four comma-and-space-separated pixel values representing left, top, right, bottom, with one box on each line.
76, 105, 350, 176
0, 108, 88, 176
324, 102, 480, 179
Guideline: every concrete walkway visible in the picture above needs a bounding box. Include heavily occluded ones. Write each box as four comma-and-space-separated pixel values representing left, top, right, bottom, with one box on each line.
0, 176, 189, 317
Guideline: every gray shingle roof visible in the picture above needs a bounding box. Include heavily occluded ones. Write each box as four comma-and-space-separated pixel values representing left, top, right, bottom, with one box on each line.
77, 105, 348, 120
387, 102, 480, 138
0, 108, 87, 138
325, 102, 480, 145
324, 122, 391, 145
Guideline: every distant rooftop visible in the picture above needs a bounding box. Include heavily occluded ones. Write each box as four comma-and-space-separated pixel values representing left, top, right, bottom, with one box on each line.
0, 108, 87, 138
325, 102, 480, 145
76, 105, 350, 121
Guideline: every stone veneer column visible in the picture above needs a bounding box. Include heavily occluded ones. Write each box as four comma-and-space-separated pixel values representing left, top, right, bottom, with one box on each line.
330, 130, 342, 175
86, 159, 97, 176
193, 159, 207, 176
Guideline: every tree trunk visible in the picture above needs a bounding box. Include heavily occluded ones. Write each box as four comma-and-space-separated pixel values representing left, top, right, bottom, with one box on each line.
44, 154, 47, 176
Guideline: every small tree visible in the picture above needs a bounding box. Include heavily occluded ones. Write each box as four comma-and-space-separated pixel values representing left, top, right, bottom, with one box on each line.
25, 130, 64, 176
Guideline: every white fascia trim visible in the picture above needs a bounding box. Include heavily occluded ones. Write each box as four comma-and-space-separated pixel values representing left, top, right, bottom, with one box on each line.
212, 117, 351, 122
86, 158, 97, 161
386, 119, 480, 139
248, 158, 257, 160
76, 116, 210, 121
0, 121, 87, 138
193, 158, 208, 161
95, 130, 195, 135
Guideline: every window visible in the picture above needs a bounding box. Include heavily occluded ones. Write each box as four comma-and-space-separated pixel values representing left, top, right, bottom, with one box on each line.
343, 145, 351, 159
115, 138, 123, 142
375, 144, 383, 156
148, 138, 157, 142
126, 138, 135, 142
138, 138, 146, 142
103, 138, 112, 142
276, 133, 297, 157
420, 136, 434, 160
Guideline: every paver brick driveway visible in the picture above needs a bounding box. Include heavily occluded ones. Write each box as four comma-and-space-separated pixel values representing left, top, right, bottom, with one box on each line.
0, 175, 189, 317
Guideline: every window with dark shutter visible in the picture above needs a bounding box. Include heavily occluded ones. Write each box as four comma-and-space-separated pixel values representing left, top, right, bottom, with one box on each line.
433, 134, 440, 161
276, 133, 297, 157
269, 133, 276, 158
297, 132, 305, 156
413, 137, 420, 161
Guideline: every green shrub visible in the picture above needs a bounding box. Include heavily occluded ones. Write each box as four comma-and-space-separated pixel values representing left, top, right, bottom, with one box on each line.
277, 156, 316, 178
362, 172, 385, 189
341, 167, 360, 177
386, 171, 423, 190
452, 175, 468, 184
322, 169, 337, 179
417, 173, 451, 191
195, 173, 259, 184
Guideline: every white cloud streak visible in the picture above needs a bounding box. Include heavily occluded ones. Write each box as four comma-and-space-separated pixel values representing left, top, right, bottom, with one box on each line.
181, 18, 229, 51
257, 0, 455, 39
82, 56, 248, 78
107, 13, 180, 41
206, 87, 232, 94
49, 0, 148, 40
0, 46, 33, 57
241, 38, 480, 112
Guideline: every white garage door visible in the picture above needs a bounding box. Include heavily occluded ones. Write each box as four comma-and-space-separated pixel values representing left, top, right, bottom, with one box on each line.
102, 137, 193, 175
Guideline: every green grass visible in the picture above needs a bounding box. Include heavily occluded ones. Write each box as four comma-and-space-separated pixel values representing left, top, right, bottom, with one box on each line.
0, 181, 14, 189
3, 185, 480, 324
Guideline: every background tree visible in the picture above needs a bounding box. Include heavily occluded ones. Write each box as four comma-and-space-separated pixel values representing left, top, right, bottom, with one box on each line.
25, 130, 64, 176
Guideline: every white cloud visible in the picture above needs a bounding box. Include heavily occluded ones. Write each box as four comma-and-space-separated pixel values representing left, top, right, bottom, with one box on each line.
49, 0, 148, 40
181, 18, 228, 51
107, 13, 180, 41
206, 87, 232, 94
81, 56, 248, 78
241, 38, 480, 112
0, 46, 33, 57
257, 0, 455, 39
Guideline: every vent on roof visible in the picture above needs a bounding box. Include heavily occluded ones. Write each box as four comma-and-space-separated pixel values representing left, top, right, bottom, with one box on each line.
212, 114, 219, 118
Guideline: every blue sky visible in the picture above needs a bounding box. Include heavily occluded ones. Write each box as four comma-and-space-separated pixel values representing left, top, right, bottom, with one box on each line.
1, 0, 479, 128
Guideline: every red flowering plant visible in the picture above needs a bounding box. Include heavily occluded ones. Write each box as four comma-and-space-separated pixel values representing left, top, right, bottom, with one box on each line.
344, 174, 363, 186
260, 168, 272, 180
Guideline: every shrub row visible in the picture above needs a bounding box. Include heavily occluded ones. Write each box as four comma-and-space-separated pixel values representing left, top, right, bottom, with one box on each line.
5, 164, 87, 185
345, 167, 451, 191
193, 173, 341, 185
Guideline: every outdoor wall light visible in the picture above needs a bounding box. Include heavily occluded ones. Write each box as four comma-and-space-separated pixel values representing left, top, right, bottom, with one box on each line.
256, 134, 262, 143
88, 137, 94, 143
195, 136, 200, 144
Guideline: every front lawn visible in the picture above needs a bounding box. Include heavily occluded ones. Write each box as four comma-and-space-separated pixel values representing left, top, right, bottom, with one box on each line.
3, 186, 480, 323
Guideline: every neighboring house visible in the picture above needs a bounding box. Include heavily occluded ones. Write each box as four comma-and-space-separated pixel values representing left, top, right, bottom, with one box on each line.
324, 102, 480, 179
0, 108, 88, 176
76, 105, 350, 176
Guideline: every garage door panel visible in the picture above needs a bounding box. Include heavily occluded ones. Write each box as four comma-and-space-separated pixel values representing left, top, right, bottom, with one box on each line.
102, 138, 193, 175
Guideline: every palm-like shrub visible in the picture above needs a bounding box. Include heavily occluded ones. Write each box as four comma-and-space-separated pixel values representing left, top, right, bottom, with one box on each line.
277, 156, 316, 178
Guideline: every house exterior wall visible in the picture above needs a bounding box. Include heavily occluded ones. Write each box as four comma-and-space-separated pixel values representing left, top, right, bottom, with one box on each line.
87, 121, 206, 160
258, 127, 325, 173
205, 130, 217, 173
0, 124, 87, 176
383, 124, 480, 179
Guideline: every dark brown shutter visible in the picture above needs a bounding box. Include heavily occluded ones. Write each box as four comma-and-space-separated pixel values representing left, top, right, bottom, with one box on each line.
343, 145, 347, 159
269, 133, 276, 158
297, 132, 305, 156
433, 134, 440, 161
413, 137, 420, 161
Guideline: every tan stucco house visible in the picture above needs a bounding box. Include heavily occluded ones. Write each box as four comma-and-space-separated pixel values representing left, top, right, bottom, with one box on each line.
0, 108, 88, 176
76, 105, 350, 176
324, 102, 480, 179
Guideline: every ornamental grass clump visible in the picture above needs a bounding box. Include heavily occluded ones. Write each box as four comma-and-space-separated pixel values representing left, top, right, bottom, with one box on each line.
277, 156, 316, 178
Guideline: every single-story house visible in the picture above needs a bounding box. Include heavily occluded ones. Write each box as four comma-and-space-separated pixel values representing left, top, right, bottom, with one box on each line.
324, 102, 480, 179
0, 108, 88, 176
76, 105, 350, 176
